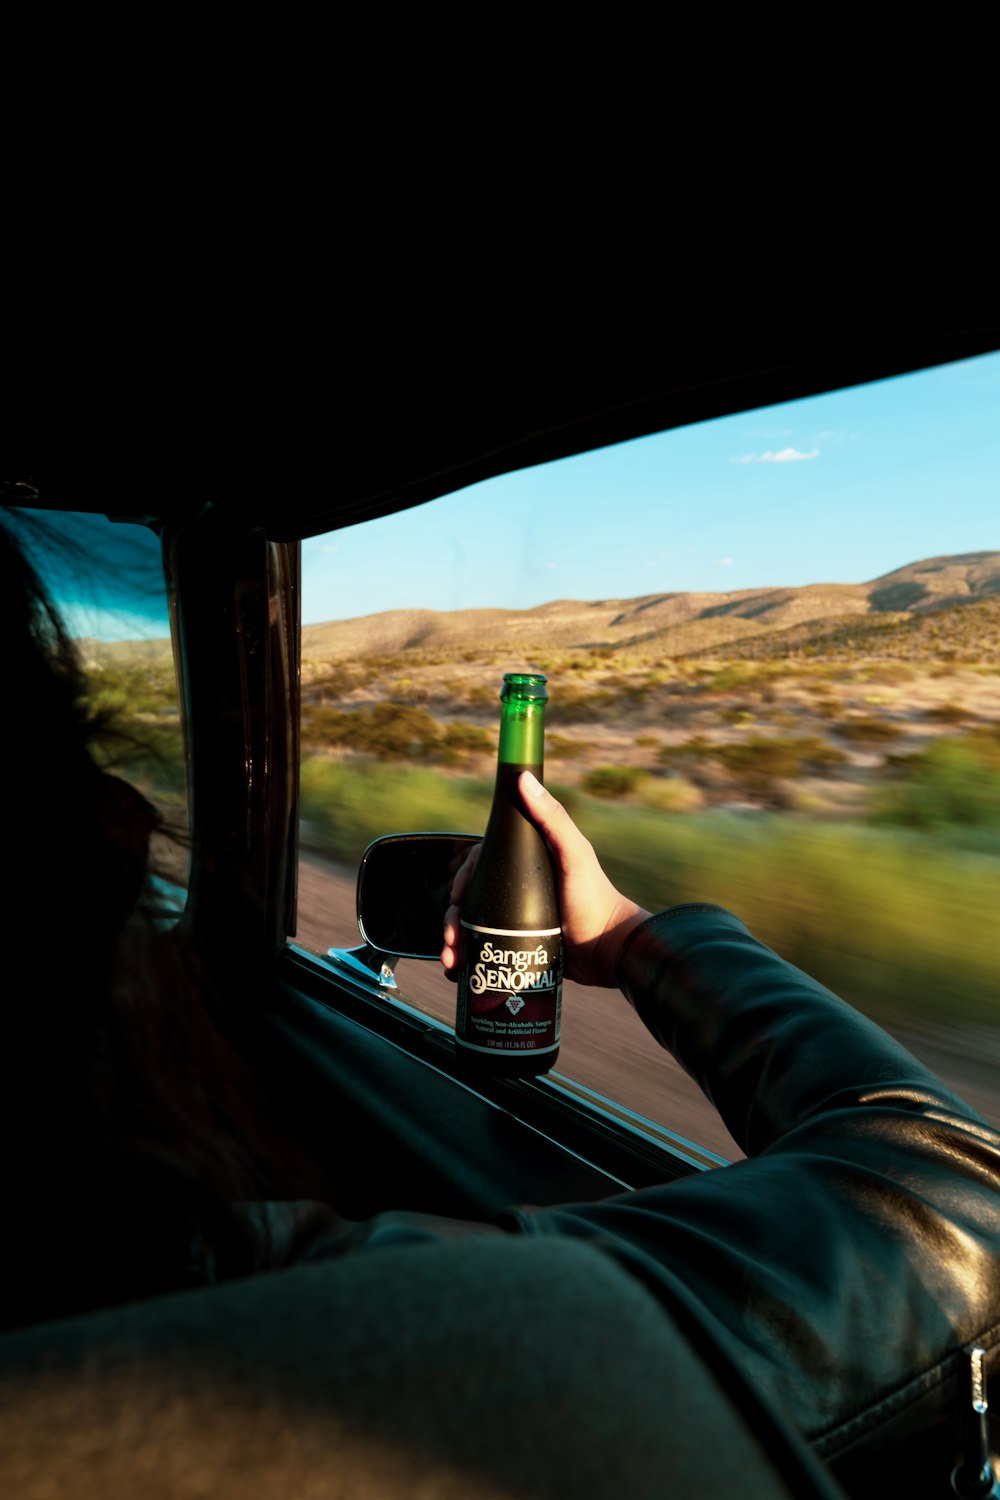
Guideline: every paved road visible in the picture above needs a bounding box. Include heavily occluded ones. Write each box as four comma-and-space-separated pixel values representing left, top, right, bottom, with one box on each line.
295, 852, 1000, 1164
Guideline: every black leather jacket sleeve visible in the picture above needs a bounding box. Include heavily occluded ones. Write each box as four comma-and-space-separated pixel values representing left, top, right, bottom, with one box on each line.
503, 905, 1000, 1482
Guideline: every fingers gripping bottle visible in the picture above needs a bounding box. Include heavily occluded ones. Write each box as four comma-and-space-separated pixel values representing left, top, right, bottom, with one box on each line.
456, 673, 562, 1077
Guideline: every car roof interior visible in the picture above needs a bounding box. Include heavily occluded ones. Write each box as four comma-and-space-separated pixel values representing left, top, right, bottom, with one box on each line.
10, 324, 1000, 537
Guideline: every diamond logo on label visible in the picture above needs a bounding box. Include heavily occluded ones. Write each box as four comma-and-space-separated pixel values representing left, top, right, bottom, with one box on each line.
505, 995, 526, 1016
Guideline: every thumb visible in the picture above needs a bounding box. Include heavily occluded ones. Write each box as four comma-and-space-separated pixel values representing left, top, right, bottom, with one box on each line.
517, 770, 650, 988
518, 771, 590, 870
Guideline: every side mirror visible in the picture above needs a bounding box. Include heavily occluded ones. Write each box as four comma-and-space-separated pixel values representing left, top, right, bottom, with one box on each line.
356, 833, 480, 959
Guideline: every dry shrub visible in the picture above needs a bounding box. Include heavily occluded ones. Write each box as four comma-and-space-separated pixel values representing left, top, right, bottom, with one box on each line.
638, 777, 704, 813
836, 717, 904, 744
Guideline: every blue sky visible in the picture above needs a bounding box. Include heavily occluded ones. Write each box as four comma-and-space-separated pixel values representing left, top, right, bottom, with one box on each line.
301, 348, 999, 625
37, 348, 1000, 640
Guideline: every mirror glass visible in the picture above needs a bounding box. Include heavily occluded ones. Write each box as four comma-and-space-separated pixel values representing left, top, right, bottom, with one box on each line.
357, 833, 479, 958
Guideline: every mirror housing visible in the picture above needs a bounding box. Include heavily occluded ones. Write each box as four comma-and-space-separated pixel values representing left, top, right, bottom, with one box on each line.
356, 833, 480, 959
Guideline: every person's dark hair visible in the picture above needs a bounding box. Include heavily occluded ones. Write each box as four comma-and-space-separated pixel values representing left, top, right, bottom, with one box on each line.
0, 510, 294, 1328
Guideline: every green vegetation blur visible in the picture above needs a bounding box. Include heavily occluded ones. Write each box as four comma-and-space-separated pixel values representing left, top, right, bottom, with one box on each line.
86, 636, 1000, 1029
299, 758, 1000, 1028
84, 660, 188, 800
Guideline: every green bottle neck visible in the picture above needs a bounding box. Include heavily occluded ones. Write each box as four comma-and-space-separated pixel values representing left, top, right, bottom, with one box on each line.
496, 673, 547, 772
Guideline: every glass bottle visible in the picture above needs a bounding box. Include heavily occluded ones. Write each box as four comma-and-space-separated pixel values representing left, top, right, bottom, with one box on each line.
455, 672, 562, 1077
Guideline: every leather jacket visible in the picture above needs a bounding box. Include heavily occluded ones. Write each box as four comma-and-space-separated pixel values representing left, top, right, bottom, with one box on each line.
321, 904, 1000, 1494
15, 902, 990, 1492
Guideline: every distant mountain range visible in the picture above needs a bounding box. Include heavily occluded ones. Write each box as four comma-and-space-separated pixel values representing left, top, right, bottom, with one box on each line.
299, 552, 1000, 663
78, 552, 1000, 666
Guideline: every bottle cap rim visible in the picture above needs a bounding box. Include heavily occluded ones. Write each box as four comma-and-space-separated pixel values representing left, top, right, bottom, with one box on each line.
501, 672, 548, 701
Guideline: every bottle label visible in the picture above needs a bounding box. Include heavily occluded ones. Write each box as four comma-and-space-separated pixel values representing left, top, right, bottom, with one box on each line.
456, 922, 563, 1055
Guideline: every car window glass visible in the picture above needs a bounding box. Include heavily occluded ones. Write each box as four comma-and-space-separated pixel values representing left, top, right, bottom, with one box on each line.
297, 351, 1000, 1152
22, 509, 187, 893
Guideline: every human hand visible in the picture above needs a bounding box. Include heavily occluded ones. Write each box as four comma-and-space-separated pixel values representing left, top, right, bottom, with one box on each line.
440, 844, 480, 981
440, 772, 650, 989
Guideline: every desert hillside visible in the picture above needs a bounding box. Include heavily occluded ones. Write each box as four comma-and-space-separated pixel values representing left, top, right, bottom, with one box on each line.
76, 551, 1000, 669
299, 552, 1000, 665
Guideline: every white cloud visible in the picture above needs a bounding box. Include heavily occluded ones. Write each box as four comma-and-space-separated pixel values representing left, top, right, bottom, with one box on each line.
732, 447, 820, 465
720, 557, 733, 567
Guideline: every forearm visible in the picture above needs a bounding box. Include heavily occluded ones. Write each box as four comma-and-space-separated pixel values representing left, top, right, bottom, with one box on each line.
613, 903, 978, 1155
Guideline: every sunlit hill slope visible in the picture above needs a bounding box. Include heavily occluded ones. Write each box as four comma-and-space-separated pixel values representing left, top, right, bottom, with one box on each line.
299, 552, 1000, 665
77, 552, 1000, 666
